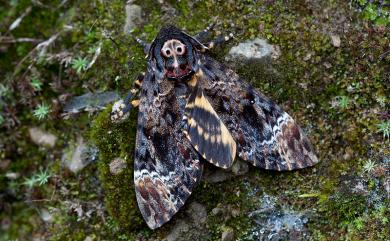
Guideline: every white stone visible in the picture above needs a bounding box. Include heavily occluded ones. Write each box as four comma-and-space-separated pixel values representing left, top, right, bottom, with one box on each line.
40, 209, 53, 222
29, 127, 57, 147
227, 38, 280, 60
330, 34, 341, 47
109, 157, 127, 175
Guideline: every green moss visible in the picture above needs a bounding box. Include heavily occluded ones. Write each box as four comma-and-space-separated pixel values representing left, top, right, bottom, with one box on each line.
353, 0, 390, 25
327, 192, 366, 227
193, 177, 253, 240
90, 107, 145, 232
0, 205, 36, 240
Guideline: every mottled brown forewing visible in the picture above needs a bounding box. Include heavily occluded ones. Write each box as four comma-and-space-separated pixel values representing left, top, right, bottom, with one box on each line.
134, 71, 202, 229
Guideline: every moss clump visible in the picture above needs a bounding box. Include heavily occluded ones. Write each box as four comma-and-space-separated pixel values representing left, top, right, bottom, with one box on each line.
352, 0, 390, 25
90, 107, 145, 231
324, 191, 366, 227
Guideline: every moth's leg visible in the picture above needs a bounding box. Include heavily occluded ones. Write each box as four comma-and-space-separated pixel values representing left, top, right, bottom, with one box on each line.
205, 33, 234, 49
110, 73, 144, 122
136, 38, 151, 55
193, 23, 215, 42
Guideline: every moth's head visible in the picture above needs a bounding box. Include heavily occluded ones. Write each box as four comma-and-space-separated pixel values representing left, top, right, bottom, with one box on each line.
149, 26, 206, 81
160, 39, 191, 79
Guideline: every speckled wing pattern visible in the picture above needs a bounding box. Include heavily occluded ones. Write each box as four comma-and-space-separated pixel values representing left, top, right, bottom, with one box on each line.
184, 76, 236, 169
134, 71, 203, 229
199, 56, 319, 171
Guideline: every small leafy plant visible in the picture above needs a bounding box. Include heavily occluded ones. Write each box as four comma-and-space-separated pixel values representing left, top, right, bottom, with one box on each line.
71, 57, 89, 74
375, 95, 386, 108
33, 103, 50, 120
377, 120, 390, 139
362, 159, 377, 173
23, 176, 38, 189
353, 0, 390, 25
23, 170, 51, 189
336, 95, 350, 109
353, 216, 365, 230
0, 84, 11, 99
30, 77, 43, 91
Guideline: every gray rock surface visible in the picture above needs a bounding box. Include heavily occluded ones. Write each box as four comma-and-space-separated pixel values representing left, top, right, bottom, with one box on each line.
203, 169, 233, 183
221, 229, 234, 241
123, 0, 142, 34
164, 220, 190, 241
231, 160, 249, 176
203, 160, 249, 183
164, 202, 209, 241
227, 38, 281, 61
186, 202, 207, 225
63, 91, 119, 114
245, 193, 310, 240
62, 137, 98, 173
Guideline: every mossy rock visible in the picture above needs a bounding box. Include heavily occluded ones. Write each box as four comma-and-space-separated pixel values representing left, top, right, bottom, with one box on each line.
90, 107, 144, 231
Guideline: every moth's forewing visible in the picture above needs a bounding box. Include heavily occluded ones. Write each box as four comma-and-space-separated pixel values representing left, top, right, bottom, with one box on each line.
198, 56, 319, 171
133, 70, 203, 229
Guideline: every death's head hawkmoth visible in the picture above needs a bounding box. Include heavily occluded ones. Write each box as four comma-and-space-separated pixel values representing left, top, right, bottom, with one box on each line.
111, 25, 319, 229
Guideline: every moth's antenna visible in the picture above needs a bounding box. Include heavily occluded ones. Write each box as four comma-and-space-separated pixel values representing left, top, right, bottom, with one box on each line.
135, 38, 151, 56
193, 22, 216, 41
205, 33, 234, 50
181, 31, 209, 52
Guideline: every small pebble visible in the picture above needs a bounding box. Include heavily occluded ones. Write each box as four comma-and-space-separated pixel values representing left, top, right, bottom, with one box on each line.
109, 157, 127, 175
330, 34, 341, 47
221, 229, 234, 241
29, 127, 57, 148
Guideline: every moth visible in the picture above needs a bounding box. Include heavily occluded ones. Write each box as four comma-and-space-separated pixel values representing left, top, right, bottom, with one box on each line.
110, 25, 319, 229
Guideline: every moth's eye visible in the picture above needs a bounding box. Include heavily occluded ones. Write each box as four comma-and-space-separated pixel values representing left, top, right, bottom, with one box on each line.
176, 47, 183, 54
162, 48, 172, 57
